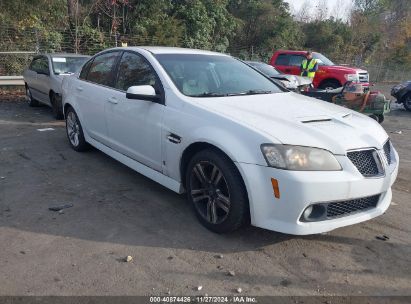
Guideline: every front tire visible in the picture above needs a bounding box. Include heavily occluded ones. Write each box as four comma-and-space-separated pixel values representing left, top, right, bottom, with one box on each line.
402, 94, 411, 111
186, 149, 249, 233
65, 107, 88, 152
26, 86, 39, 107
51, 93, 64, 120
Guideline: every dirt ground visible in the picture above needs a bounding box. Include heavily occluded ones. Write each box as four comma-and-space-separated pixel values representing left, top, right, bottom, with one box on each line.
0, 88, 410, 297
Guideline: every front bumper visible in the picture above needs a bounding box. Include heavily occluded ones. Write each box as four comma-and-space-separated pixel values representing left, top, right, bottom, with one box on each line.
236, 148, 399, 235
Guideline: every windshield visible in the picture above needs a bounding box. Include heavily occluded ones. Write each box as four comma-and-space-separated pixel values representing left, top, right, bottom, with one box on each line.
247, 62, 281, 77
51, 56, 89, 74
313, 53, 335, 66
155, 54, 283, 97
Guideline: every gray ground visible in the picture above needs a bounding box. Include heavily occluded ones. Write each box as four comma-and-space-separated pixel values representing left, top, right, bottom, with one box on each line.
0, 89, 410, 296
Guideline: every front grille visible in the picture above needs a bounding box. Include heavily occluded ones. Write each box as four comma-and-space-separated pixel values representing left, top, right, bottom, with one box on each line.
359, 72, 369, 83
347, 149, 381, 176
326, 195, 380, 218
383, 140, 392, 165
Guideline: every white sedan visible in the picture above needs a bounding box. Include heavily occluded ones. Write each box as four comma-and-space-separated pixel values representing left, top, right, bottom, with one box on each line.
62, 47, 398, 235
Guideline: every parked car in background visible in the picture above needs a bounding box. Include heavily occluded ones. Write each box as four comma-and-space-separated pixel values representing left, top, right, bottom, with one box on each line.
391, 80, 411, 111
23, 53, 90, 119
270, 50, 370, 90
62, 47, 398, 235
246, 61, 312, 91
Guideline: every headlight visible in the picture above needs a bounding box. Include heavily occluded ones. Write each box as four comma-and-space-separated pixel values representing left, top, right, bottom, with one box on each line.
282, 79, 297, 89
345, 74, 359, 82
261, 144, 342, 171
291, 77, 299, 87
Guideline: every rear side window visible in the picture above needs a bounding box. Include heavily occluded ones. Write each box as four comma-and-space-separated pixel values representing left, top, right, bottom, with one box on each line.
86, 52, 120, 87
289, 55, 305, 67
275, 54, 290, 65
115, 52, 158, 91
79, 59, 93, 80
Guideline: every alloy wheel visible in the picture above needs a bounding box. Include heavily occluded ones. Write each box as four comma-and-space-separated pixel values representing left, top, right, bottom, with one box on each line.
67, 111, 80, 147
189, 161, 231, 224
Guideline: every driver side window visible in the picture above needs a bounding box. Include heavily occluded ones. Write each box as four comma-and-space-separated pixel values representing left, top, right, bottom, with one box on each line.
31, 57, 49, 74
115, 52, 157, 92
289, 55, 305, 67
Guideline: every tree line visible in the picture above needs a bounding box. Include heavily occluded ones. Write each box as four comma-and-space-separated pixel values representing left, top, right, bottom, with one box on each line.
0, 0, 410, 67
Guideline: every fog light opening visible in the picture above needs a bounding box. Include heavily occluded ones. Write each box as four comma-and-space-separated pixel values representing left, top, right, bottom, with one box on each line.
303, 206, 313, 219
302, 204, 327, 221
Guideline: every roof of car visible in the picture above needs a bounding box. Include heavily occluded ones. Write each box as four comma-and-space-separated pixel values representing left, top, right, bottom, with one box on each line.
43, 53, 91, 58
276, 50, 317, 54
106, 46, 229, 56
246, 61, 267, 65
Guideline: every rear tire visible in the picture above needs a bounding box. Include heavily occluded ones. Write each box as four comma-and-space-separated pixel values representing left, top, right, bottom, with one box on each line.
26, 85, 39, 107
402, 94, 411, 111
377, 114, 385, 123
185, 149, 249, 233
65, 107, 88, 152
51, 93, 64, 120
319, 80, 340, 90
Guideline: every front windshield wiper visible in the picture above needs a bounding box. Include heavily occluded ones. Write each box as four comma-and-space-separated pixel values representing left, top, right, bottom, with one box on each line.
190, 90, 273, 97
239, 89, 273, 95
54, 72, 74, 75
189, 92, 228, 97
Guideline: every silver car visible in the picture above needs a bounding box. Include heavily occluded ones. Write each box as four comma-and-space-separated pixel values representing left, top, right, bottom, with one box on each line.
23, 53, 90, 119
246, 61, 312, 91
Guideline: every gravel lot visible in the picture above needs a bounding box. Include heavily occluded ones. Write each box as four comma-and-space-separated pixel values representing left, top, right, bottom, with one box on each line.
0, 90, 410, 297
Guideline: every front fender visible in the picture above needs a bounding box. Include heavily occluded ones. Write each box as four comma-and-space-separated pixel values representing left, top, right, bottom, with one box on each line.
164, 122, 270, 184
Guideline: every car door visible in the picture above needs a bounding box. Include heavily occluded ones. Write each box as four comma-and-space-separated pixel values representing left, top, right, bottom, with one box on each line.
34, 56, 52, 104
24, 58, 41, 99
75, 51, 121, 146
105, 51, 165, 172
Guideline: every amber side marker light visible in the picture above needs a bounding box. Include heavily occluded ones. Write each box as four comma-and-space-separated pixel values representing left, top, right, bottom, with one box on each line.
271, 178, 280, 199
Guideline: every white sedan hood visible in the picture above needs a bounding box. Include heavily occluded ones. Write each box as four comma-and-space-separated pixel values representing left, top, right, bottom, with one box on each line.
195, 92, 388, 155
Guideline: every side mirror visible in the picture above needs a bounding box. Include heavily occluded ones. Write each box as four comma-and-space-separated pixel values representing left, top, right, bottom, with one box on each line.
126, 85, 160, 102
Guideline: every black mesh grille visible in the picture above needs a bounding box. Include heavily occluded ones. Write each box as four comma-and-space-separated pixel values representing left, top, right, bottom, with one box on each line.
383, 141, 392, 165
326, 195, 380, 218
347, 149, 380, 176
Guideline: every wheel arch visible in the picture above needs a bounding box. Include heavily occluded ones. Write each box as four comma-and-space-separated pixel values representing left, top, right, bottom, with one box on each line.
63, 102, 74, 118
179, 141, 251, 224
319, 78, 341, 88
179, 141, 248, 194
49, 90, 55, 99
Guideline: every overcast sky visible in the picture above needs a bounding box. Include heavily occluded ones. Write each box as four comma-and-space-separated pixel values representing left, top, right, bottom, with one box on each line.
284, 0, 353, 20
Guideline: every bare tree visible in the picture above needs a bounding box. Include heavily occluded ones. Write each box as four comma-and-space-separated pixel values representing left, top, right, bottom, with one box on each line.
314, 0, 329, 21
331, 0, 351, 21
296, 0, 312, 23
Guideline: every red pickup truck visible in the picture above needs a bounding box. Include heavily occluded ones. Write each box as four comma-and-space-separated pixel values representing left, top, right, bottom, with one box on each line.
270, 50, 369, 89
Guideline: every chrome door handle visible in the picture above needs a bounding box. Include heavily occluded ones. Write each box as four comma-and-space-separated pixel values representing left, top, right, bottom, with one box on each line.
76, 86, 83, 91
107, 97, 118, 104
